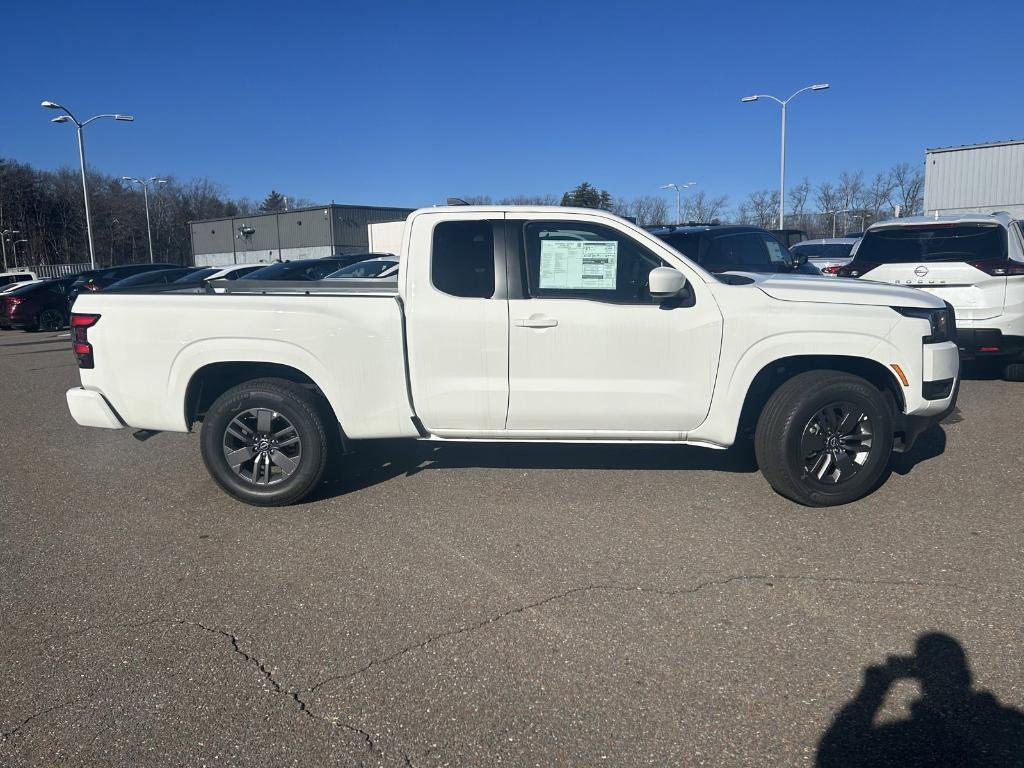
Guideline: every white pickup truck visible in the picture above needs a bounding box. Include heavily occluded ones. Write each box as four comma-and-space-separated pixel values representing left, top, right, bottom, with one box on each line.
66, 206, 960, 507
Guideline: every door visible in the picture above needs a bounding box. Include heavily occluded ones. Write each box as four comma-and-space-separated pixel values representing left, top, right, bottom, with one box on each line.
505, 218, 723, 435
404, 212, 510, 431
851, 223, 1009, 321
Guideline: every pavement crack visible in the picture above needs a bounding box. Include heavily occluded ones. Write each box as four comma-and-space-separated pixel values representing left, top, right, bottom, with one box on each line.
307, 572, 970, 694
1, 696, 85, 743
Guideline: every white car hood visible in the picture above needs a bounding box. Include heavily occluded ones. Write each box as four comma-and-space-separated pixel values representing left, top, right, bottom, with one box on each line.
733, 272, 944, 309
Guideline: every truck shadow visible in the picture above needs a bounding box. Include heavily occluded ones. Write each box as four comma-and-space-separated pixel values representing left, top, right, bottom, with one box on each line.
816, 632, 1024, 767
314, 427, 948, 501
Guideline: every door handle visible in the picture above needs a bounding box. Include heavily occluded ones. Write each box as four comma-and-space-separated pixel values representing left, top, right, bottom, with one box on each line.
514, 316, 558, 328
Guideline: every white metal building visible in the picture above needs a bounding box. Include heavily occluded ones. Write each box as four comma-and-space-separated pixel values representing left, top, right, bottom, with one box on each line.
924, 139, 1024, 218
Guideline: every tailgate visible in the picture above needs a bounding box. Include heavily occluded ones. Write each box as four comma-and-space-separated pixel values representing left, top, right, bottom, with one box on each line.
859, 262, 1006, 321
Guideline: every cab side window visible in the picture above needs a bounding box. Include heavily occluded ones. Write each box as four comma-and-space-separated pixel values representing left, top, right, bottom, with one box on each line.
707, 233, 770, 268
522, 221, 666, 303
431, 220, 495, 299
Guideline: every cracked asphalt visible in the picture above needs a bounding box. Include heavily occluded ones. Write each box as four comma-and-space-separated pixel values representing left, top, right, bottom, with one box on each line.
2, 330, 1023, 766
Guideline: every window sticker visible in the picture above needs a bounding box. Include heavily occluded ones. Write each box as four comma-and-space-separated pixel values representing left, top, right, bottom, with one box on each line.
538, 239, 618, 290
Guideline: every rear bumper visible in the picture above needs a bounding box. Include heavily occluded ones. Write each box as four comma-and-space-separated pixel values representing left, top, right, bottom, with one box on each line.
66, 387, 124, 429
956, 329, 1024, 360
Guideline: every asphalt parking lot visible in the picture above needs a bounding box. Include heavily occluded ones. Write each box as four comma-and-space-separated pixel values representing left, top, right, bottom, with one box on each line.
2, 330, 1023, 767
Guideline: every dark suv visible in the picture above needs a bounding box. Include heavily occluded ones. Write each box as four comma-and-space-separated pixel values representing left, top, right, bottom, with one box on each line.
68, 263, 177, 305
647, 224, 819, 275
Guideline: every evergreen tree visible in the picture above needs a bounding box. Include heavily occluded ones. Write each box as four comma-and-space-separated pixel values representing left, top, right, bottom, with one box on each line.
259, 190, 287, 212
560, 182, 612, 210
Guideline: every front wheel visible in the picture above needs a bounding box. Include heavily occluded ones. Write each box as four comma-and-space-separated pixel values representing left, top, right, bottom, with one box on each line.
755, 371, 894, 507
200, 378, 331, 506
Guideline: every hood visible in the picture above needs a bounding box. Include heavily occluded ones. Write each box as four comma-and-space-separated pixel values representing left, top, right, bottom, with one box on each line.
731, 272, 944, 309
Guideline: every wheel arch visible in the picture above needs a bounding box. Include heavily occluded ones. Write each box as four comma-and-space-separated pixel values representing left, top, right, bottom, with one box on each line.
184, 361, 337, 430
736, 355, 906, 439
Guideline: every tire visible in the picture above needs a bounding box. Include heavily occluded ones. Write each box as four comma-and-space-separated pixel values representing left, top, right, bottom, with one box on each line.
754, 370, 894, 507
200, 378, 331, 506
1004, 363, 1024, 382
36, 308, 66, 332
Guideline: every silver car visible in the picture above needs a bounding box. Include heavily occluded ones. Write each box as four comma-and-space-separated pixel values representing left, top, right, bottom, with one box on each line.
790, 238, 859, 276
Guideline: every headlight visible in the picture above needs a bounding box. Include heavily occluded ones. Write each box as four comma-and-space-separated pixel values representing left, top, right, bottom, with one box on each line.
892, 306, 955, 344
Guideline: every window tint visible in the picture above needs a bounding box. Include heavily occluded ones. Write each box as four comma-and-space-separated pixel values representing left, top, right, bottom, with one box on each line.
855, 224, 1007, 264
657, 232, 703, 261
706, 233, 770, 268
431, 221, 495, 298
523, 221, 665, 303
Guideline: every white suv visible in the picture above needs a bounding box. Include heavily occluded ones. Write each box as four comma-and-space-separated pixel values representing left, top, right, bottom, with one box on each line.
839, 212, 1024, 380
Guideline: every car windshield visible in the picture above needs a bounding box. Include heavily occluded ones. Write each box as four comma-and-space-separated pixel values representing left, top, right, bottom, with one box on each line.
856, 224, 1007, 263
327, 260, 397, 278
793, 243, 854, 259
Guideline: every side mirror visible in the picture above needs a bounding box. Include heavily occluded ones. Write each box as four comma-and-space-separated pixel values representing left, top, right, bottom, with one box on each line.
649, 266, 687, 298
793, 251, 808, 266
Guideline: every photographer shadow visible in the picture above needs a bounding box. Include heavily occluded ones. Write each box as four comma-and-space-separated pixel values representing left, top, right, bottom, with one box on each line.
817, 633, 1024, 767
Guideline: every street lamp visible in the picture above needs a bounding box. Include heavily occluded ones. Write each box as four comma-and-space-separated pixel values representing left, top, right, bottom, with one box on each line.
826, 208, 850, 238
42, 100, 135, 270
740, 83, 829, 230
659, 182, 697, 225
1, 228, 19, 272
122, 176, 167, 263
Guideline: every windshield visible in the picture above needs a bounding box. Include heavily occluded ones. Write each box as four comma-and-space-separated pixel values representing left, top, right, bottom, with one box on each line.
793, 243, 854, 259
856, 224, 1007, 263
328, 260, 397, 278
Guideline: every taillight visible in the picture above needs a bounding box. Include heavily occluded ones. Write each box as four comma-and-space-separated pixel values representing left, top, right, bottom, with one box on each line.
967, 258, 1024, 276
8, 296, 23, 307
822, 265, 842, 275
71, 313, 100, 368
83, 280, 100, 291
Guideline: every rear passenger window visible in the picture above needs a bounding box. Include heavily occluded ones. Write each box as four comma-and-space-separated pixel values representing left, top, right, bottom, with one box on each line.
431, 221, 495, 298
707, 233, 769, 267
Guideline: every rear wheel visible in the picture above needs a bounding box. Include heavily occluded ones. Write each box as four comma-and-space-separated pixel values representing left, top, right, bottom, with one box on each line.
755, 371, 894, 507
200, 378, 331, 506
36, 308, 66, 332
1004, 363, 1024, 382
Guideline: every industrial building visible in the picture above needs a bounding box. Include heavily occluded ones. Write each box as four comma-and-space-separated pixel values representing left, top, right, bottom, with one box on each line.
189, 204, 415, 267
924, 139, 1024, 218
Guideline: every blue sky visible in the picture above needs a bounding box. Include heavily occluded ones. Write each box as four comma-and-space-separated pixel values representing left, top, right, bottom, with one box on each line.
3, 0, 1022, 210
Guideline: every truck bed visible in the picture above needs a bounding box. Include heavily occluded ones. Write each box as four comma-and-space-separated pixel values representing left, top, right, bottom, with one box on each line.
72, 284, 418, 439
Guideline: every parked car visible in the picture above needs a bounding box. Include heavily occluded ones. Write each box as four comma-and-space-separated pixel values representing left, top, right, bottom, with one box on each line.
66, 206, 958, 509
791, 238, 860, 275
203, 264, 265, 282
1, 279, 44, 295
648, 224, 820, 275
838, 212, 1024, 380
105, 267, 204, 291
326, 256, 399, 279
0, 270, 39, 289
770, 229, 809, 249
244, 255, 385, 281
68, 263, 177, 305
0, 277, 75, 331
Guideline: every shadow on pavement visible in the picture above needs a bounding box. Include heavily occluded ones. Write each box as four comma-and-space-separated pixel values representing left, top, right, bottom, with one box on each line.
817, 633, 1024, 767
889, 425, 947, 476
311, 438, 760, 501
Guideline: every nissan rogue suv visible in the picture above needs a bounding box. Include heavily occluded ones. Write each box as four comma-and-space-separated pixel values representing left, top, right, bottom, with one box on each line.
838, 212, 1024, 380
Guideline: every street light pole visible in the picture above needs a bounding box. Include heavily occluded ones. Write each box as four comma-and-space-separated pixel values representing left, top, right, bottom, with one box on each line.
122, 177, 167, 263
827, 209, 850, 238
659, 182, 697, 225
740, 83, 830, 230
1, 229, 19, 272
42, 101, 134, 270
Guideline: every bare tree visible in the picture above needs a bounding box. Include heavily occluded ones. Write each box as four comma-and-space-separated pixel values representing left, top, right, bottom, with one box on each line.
610, 195, 669, 226
888, 162, 924, 216
739, 190, 779, 228
682, 191, 729, 223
